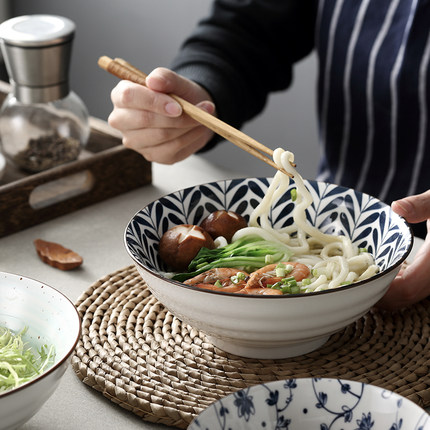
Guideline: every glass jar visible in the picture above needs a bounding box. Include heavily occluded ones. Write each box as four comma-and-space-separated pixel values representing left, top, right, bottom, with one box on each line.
0, 91, 89, 172
0, 14, 89, 173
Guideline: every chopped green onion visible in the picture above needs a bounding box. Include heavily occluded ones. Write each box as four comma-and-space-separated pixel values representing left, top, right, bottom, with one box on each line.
270, 282, 283, 290
275, 263, 287, 277
265, 254, 274, 264
291, 188, 298, 201
275, 268, 285, 277
281, 283, 301, 294
281, 276, 296, 284
230, 272, 246, 284
301, 278, 312, 286
359, 247, 368, 253
280, 277, 299, 294
311, 269, 318, 277
290, 285, 301, 294
214, 280, 223, 288
285, 264, 294, 274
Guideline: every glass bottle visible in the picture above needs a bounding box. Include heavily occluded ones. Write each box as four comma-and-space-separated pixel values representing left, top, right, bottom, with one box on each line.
0, 15, 89, 173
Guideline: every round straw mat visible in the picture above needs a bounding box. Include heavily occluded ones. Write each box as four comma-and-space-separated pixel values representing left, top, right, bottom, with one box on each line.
72, 265, 430, 429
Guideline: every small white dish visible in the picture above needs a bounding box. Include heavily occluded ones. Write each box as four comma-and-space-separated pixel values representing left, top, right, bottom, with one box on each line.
188, 378, 430, 430
0, 272, 81, 430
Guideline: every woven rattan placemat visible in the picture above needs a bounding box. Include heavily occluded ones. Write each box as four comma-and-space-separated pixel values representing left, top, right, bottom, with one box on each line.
72, 265, 430, 429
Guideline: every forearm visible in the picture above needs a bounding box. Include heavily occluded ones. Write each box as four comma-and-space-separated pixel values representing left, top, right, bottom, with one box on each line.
171, 0, 317, 130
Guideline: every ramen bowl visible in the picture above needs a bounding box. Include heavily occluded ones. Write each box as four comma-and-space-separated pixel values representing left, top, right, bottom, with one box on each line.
0, 272, 81, 430
188, 378, 430, 429
125, 178, 412, 359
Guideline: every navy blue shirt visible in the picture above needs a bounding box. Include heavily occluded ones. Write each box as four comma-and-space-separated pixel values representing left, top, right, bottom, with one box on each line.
172, 0, 430, 237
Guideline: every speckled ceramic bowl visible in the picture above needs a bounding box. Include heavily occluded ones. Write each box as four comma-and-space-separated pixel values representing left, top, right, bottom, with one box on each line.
188, 378, 430, 429
125, 178, 413, 359
0, 272, 81, 430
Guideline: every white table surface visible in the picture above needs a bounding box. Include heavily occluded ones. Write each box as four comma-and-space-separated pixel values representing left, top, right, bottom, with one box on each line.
0, 154, 427, 429
0, 155, 244, 430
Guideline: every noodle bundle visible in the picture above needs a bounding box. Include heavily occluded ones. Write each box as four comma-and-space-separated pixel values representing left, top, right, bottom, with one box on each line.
232, 148, 379, 292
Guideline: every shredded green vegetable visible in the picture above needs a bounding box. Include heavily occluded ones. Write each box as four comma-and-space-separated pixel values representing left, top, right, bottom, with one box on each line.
0, 326, 55, 393
172, 235, 293, 282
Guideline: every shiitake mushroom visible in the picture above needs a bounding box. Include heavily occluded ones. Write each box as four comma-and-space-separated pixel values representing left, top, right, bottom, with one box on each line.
159, 224, 215, 271
200, 210, 247, 242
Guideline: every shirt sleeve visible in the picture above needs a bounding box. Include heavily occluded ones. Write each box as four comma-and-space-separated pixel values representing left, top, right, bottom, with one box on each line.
171, 0, 317, 133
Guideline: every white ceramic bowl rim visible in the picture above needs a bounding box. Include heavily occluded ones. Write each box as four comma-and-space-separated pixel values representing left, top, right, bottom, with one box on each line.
125, 177, 414, 299
0, 271, 81, 399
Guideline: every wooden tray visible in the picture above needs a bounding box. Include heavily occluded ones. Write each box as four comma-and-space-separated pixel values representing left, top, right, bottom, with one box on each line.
0, 81, 151, 238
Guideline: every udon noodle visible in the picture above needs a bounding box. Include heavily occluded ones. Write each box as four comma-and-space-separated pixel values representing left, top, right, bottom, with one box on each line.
232, 148, 379, 292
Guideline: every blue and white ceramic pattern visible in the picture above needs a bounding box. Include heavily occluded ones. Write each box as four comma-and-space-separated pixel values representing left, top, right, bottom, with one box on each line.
188, 378, 430, 430
126, 178, 412, 274
125, 178, 413, 359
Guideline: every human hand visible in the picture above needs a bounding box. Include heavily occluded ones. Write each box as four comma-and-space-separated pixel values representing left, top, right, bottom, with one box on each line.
108, 67, 216, 164
376, 190, 430, 310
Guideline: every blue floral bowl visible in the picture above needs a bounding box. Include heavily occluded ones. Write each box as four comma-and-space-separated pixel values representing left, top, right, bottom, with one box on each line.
188, 378, 430, 430
125, 178, 413, 359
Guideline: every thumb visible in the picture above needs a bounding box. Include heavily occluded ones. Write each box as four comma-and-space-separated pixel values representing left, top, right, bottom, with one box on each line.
391, 189, 430, 223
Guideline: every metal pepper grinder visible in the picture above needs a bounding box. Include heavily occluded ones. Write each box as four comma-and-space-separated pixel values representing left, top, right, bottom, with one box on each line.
0, 15, 89, 173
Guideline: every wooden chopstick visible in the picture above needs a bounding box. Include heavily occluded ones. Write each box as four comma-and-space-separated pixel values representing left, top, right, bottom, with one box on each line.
98, 56, 292, 177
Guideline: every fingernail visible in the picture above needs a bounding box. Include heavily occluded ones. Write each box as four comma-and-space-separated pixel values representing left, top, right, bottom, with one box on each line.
198, 101, 215, 114
165, 102, 181, 116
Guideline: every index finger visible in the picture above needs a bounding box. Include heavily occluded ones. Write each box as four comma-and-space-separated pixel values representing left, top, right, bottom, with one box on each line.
111, 80, 182, 117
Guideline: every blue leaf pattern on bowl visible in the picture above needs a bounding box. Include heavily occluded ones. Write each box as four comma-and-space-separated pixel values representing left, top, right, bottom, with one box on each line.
125, 178, 412, 282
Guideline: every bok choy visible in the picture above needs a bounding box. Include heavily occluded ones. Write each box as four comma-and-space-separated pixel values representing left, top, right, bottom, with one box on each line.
172, 235, 293, 282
